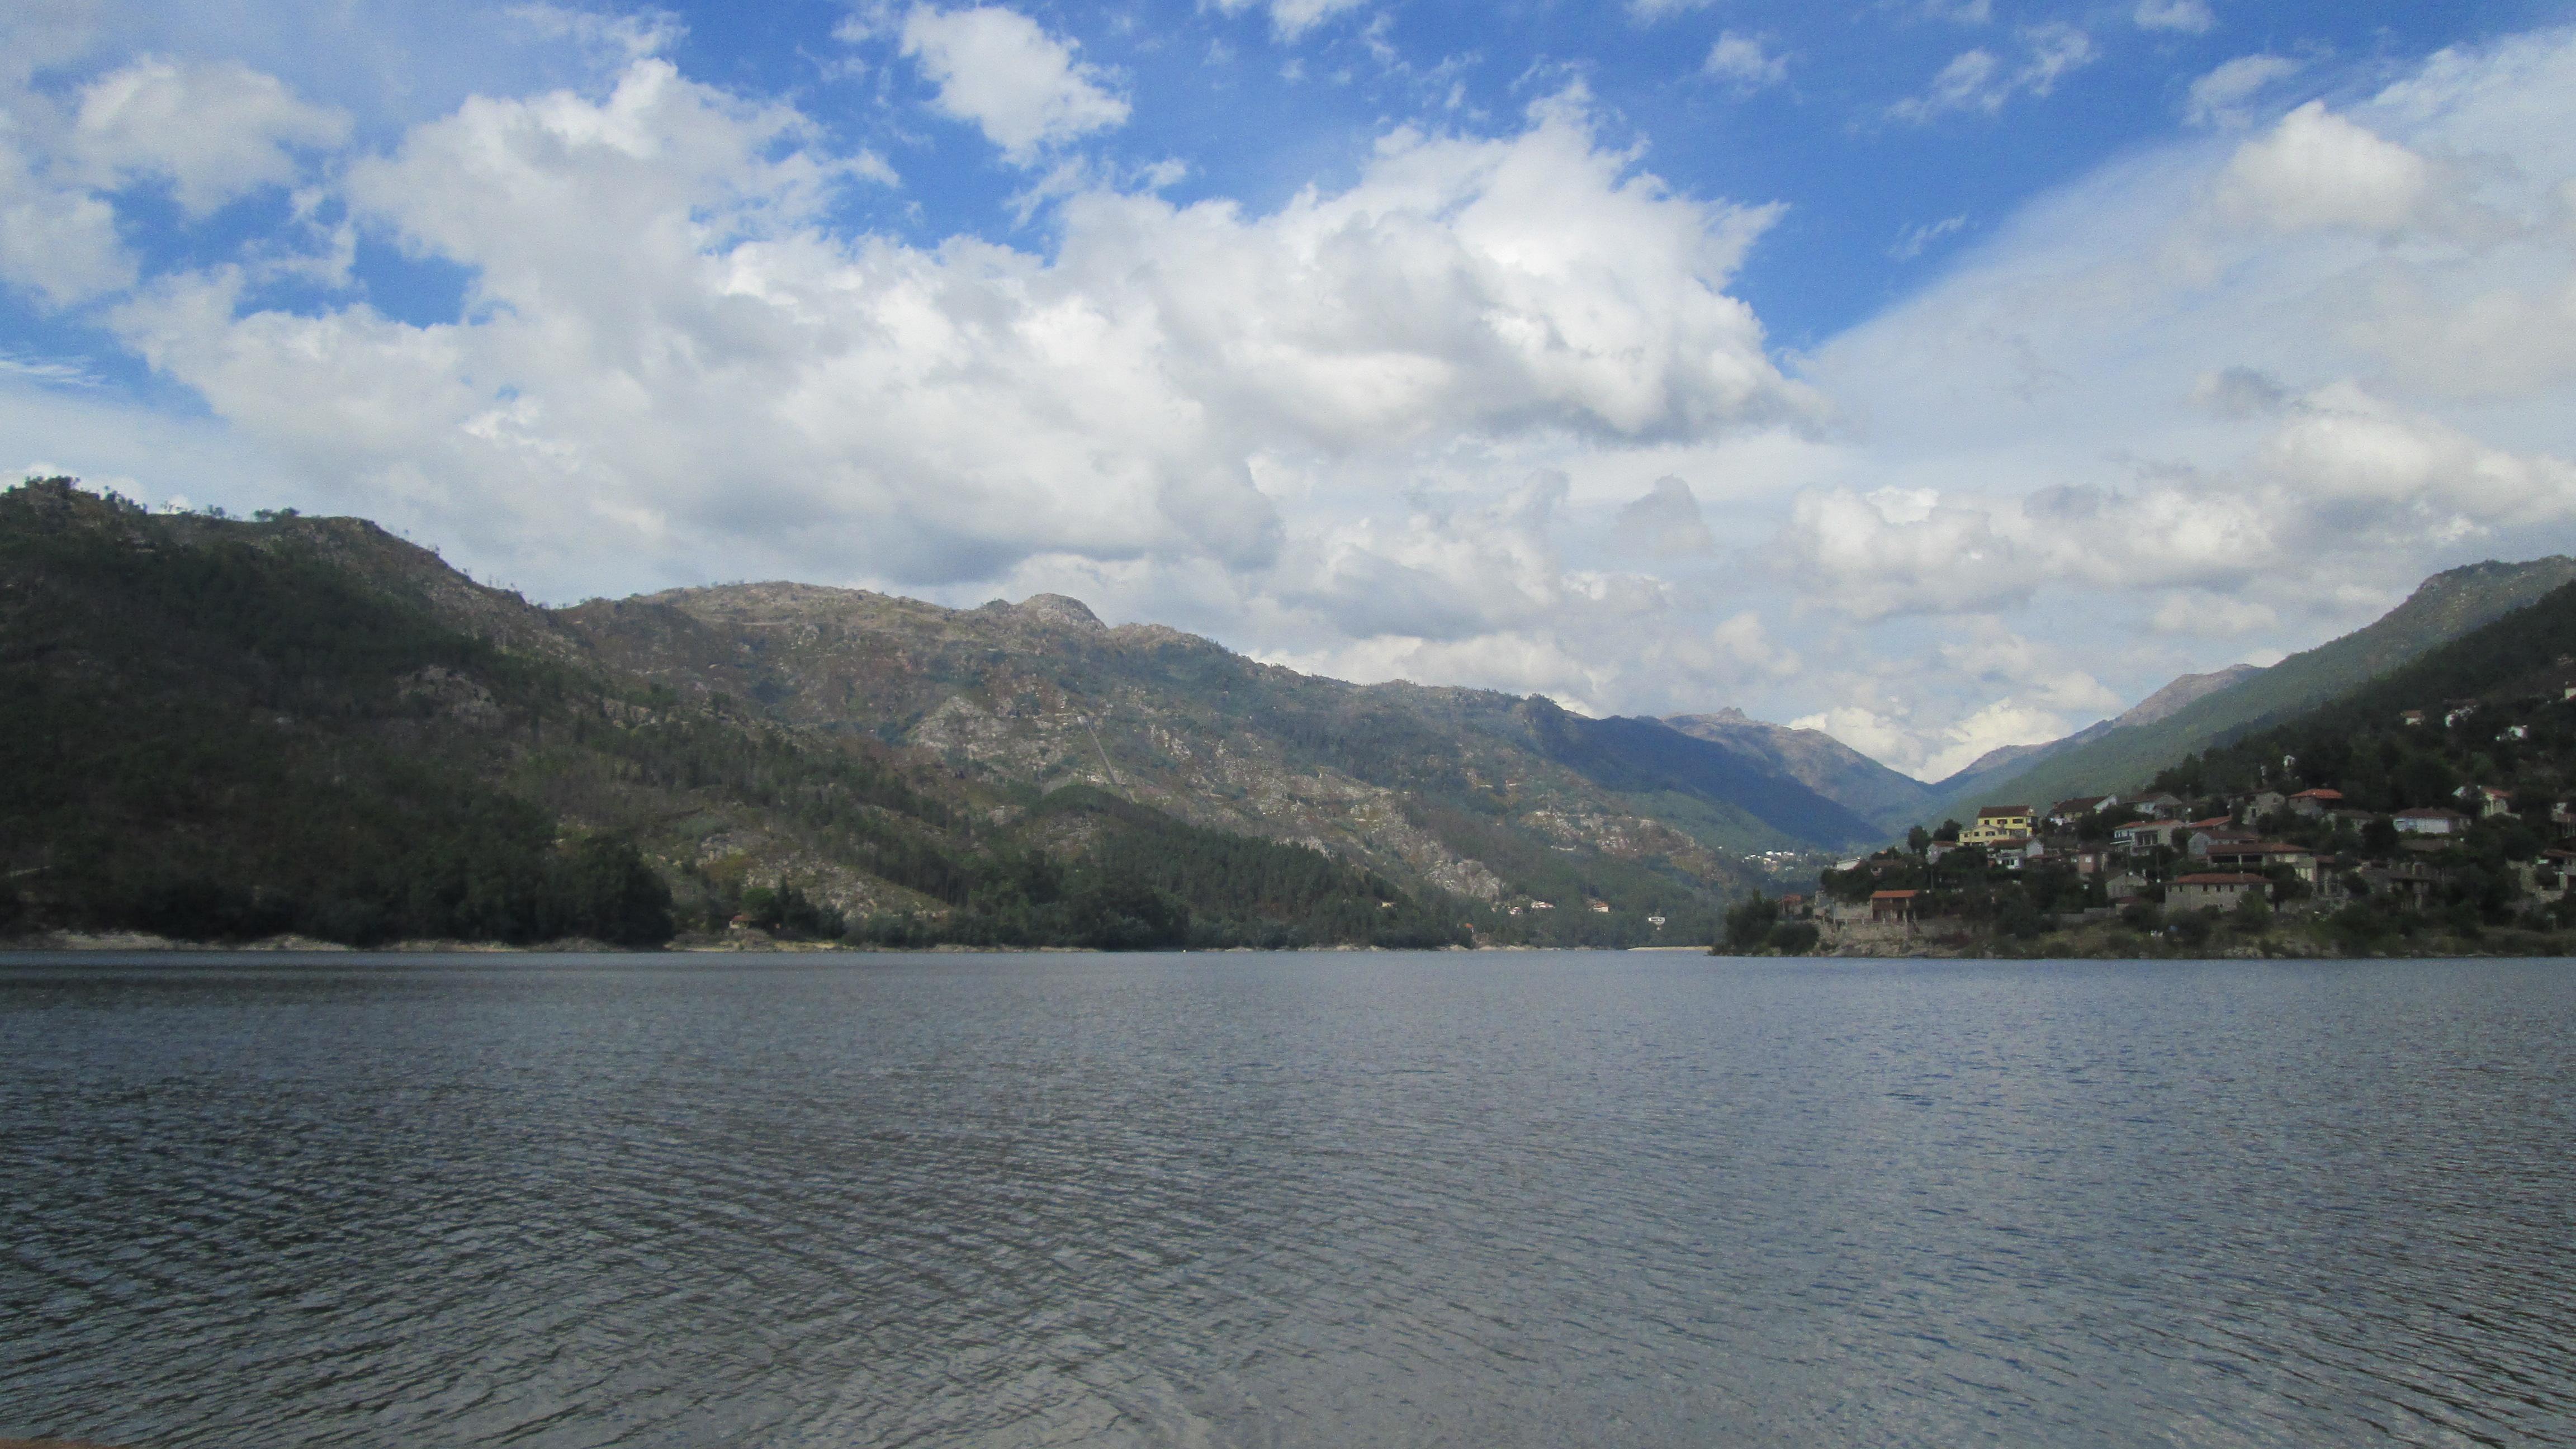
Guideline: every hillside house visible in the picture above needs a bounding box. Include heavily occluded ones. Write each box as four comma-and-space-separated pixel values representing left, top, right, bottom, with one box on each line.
1824, 896, 1872, 925
2360, 863, 2436, 905
1869, 889, 1922, 923
2104, 870, 2150, 902
2188, 828, 2260, 859
2394, 807, 2471, 836
2501, 724, 2530, 741
2400, 709, 2427, 726
1960, 806, 2035, 845
2286, 788, 2344, 817
2045, 841, 2109, 875
2445, 702, 2480, 727
2519, 859, 2567, 905
2112, 818, 2190, 853
2049, 795, 2115, 826
2554, 801, 2574, 828
1778, 894, 1810, 919
2170, 873, 2268, 909
2201, 840, 2322, 886
2244, 790, 2287, 817
2456, 785, 2513, 818
2128, 792, 2188, 819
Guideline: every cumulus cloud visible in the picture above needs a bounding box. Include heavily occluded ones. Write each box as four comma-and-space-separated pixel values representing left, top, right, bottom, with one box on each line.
71, 57, 349, 215
1703, 33, 1788, 95
0, 134, 132, 306
899, 5, 1128, 163
1629, 0, 1713, 21
92, 61, 1800, 632
2213, 100, 2436, 235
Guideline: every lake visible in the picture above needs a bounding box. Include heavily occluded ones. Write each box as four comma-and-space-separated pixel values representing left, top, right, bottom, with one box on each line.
2, 951, 2570, 1447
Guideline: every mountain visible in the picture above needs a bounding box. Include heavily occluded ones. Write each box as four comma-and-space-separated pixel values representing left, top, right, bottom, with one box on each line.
1928, 558, 2576, 822
0, 479, 1871, 949
550, 577, 1886, 864
1661, 708, 1939, 834
1926, 664, 2263, 808
2149, 579, 2576, 820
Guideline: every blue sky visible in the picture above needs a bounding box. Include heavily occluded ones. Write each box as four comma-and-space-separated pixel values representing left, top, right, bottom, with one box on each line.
8, 0, 2576, 777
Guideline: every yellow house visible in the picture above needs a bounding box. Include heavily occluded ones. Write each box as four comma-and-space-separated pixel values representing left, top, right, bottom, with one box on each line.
1959, 804, 2035, 845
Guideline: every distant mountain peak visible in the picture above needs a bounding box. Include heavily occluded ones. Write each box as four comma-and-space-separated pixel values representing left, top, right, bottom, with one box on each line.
2105, 663, 2264, 732
1014, 593, 1105, 630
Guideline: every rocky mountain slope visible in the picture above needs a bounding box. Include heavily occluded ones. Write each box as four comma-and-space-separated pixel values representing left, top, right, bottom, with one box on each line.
0, 480, 1868, 949
1660, 708, 1938, 835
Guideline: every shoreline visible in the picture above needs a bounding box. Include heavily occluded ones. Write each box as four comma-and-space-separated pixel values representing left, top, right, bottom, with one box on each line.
2, 931, 2565, 960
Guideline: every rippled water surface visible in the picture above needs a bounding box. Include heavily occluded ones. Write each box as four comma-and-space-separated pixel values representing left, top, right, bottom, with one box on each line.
4, 952, 2573, 1447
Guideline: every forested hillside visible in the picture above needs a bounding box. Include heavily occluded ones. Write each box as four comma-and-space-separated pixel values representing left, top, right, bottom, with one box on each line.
2152, 581, 2576, 818
1936, 557, 2576, 818
0, 479, 1792, 949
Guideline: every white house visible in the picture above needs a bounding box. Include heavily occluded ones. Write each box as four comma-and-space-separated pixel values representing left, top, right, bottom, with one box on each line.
2394, 807, 2471, 836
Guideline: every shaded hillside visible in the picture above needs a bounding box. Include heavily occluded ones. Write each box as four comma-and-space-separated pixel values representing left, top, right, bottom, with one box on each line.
1662, 708, 1937, 834
1933, 558, 2576, 818
2152, 580, 2576, 815
0, 479, 1840, 948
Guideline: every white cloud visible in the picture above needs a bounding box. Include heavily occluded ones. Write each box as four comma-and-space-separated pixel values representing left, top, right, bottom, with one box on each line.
0, 134, 132, 306
2186, 53, 2301, 127
1628, 0, 1713, 21
94, 65, 1799, 633
72, 57, 349, 215
2212, 100, 2434, 235
1890, 25, 2095, 122
2133, 0, 2214, 37
1703, 33, 1788, 96
898, 5, 1128, 164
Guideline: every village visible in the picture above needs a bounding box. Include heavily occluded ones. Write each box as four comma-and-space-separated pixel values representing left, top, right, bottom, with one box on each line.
1719, 689, 2576, 958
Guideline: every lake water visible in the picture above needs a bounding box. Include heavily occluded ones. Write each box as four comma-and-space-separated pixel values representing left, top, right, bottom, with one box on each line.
2, 952, 2570, 1448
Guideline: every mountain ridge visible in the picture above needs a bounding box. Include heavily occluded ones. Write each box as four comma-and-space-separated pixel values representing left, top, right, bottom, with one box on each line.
1926, 557, 2576, 822
0, 479, 1872, 949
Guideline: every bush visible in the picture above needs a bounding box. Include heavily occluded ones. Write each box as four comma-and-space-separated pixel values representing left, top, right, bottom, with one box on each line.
1724, 894, 1780, 951
2170, 910, 2215, 949
1766, 921, 1820, 954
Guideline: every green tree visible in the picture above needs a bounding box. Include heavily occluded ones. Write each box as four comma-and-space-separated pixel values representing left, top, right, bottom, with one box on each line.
1723, 893, 1781, 951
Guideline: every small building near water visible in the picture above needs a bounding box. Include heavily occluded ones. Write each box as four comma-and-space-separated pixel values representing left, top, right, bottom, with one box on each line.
2169, 872, 2269, 910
